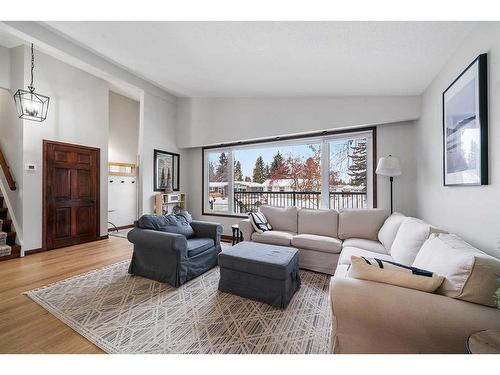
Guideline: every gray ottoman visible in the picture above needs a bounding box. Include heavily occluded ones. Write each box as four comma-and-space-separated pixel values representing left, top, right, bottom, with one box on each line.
218, 241, 301, 309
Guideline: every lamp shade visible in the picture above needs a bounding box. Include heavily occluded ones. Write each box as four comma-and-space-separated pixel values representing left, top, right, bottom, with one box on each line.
376, 155, 402, 177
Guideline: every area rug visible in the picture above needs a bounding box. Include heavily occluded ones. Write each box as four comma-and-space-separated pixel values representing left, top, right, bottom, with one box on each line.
26, 261, 332, 354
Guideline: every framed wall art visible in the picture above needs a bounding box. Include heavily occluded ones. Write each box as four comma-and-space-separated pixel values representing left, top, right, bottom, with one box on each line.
154, 149, 180, 192
443, 53, 488, 186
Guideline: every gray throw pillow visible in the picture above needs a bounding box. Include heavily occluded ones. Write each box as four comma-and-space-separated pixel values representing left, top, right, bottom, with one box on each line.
177, 211, 193, 223
163, 215, 195, 239
138, 214, 195, 239
138, 215, 168, 231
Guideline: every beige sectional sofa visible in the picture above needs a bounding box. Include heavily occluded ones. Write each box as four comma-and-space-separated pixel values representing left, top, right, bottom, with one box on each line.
239, 205, 500, 353
239, 205, 388, 275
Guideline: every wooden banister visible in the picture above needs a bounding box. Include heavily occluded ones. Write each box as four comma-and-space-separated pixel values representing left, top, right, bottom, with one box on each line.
0, 146, 16, 191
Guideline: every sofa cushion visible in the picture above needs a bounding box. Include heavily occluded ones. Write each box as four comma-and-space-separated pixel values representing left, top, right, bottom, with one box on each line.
390, 217, 433, 265
342, 238, 387, 254
348, 255, 444, 293
187, 238, 215, 257
252, 230, 295, 247
413, 234, 500, 307
338, 209, 389, 240
297, 208, 338, 238
378, 212, 406, 251
260, 206, 298, 233
339, 246, 394, 266
291, 234, 342, 254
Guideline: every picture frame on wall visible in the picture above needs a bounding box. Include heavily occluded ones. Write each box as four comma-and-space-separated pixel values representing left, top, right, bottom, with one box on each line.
154, 149, 180, 192
442, 53, 488, 186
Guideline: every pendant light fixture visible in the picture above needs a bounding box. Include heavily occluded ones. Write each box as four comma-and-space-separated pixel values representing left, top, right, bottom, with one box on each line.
13, 43, 49, 122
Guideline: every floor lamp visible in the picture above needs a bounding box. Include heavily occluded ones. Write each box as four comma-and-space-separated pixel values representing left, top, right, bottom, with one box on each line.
376, 155, 402, 214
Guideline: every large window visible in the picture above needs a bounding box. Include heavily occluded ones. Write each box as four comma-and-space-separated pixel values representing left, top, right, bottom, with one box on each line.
203, 128, 374, 216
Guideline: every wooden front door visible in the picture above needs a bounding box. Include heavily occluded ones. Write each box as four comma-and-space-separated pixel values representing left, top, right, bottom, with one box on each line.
43, 140, 100, 250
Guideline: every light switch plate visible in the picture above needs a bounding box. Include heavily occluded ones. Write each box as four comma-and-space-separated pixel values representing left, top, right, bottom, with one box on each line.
25, 163, 37, 171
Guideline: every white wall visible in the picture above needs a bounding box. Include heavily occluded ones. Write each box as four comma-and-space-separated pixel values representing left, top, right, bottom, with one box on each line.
176, 96, 421, 148
183, 121, 417, 236
0, 46, 25, 244
109, 91, 139, 164
108, 175, 137, 228
21, 47, 109, 251
0, 45, 10, 89
138, 91, 182, 215
377, 122, 417, 216
108, 91, 139, 228
414, 23, 500, 257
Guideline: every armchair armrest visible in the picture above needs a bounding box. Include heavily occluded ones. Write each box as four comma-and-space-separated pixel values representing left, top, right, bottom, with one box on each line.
190, 220, 223, 245
239, 219, 254, 241
127, 228, 190, 286
329, 274, 500, 354
127, 228, 188, 256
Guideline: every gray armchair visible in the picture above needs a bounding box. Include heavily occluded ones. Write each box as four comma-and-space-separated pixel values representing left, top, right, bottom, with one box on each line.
127, 215, 223, 287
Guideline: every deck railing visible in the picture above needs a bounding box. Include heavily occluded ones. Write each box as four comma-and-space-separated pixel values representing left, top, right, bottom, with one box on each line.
329, 191, 367, 210
233, 191, 367, 213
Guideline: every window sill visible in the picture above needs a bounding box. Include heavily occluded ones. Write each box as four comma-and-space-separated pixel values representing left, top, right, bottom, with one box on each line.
201, 211, 248, 219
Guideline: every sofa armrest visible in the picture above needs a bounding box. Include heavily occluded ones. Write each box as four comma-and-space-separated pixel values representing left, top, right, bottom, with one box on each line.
329, 275, 500, 354
239, 219, 254, 241
190, 220, 223, 245
127, 228, 187, 255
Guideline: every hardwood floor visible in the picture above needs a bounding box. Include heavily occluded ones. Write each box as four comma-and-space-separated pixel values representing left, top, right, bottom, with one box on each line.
0, 236, 132, 354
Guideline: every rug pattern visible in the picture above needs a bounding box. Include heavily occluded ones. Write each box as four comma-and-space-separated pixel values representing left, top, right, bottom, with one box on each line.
26, 261, 332, 354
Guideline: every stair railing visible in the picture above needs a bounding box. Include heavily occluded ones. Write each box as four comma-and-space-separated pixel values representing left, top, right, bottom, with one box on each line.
0, 146, 16, 191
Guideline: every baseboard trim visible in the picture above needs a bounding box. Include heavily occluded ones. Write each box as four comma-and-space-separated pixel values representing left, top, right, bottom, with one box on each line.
25, 248, 45, 255
108, 224, 134, 232
98, 235, 109, 240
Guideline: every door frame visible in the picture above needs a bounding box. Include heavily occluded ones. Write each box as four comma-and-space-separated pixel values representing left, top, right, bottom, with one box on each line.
42, 139, 101, 250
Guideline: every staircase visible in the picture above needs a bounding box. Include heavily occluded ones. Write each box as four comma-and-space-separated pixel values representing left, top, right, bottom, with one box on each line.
0, 194, 21, 261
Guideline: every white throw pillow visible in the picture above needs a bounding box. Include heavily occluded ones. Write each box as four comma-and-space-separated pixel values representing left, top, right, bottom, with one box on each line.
348, 255, 444, 293
390, 217, 432, 265
248, 212, 272, 233
413, 233, 500, 308
378, 212, 406, 251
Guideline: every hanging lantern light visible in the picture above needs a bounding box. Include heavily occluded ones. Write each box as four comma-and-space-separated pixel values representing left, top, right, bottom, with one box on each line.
13, 43, 49, 122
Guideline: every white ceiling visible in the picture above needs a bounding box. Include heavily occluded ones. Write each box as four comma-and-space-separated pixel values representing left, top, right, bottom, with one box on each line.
0, 29, 24, 48
41, 21, 477, 97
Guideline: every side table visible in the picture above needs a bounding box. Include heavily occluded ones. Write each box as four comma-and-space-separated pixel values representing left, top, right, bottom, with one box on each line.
231, 224, 243, 246
466, 330, 500, 354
